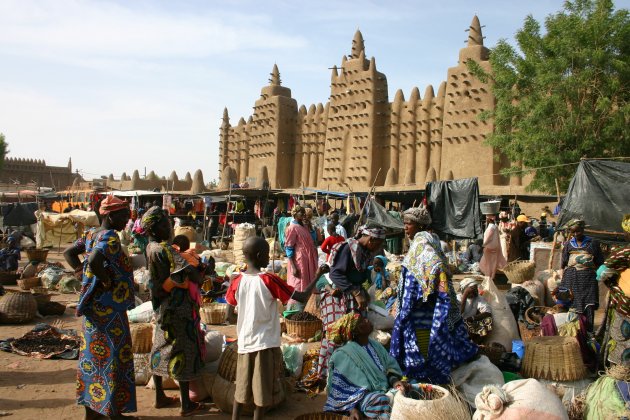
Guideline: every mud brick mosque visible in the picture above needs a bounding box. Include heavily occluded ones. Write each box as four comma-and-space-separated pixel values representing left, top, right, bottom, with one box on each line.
218, 16, 525, 192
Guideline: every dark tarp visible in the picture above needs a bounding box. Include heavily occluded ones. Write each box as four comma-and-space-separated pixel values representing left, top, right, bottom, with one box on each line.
557, 160, 630, 234
426, 177, 482, 239
361, 198, 404, 232
3, 203, 37, 226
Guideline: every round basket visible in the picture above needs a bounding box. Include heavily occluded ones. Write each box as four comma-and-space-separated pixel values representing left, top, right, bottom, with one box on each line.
480, 200, 501, 215
285, 318, 322, 340
0, 271, 19, 286
0, 291, 38, 324
217, 341, 238, 382
200, 303, 228, 325
32, 292, 53, 306
303, 293, 321, 319
211, 373, 256, 415
521, 336, 586, 381
38, 301, 66, 316
294, 413, 348, 420
17, 277, 42, 291
391, 383, 470, 420
26, 249, 49, 263
130, 323, 153, 354
503, 260, 535, 284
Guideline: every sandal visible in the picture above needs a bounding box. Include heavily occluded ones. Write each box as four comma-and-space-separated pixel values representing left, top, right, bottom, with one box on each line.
180, 402, 207, 417
154, 395, 180, 409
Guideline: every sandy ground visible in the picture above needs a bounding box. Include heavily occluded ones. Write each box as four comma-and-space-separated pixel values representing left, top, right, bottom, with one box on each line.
0, 248, 326, 420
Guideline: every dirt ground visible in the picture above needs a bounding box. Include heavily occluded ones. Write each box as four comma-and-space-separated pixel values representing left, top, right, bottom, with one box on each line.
0, 248, 326, 420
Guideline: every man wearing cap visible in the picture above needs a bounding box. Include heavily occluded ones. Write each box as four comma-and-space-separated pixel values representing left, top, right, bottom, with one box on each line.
509, 214, 531, 261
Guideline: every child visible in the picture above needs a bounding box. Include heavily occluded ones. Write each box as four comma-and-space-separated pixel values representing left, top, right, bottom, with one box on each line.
369, 255, 389, 291
321, 223, 344, 259
226, 236, 326, 420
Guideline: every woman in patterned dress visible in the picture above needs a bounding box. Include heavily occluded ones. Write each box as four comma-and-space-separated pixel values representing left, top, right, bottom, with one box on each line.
390, 206, 477, 384
64, 195, 137, 420
141, 206, 206, 417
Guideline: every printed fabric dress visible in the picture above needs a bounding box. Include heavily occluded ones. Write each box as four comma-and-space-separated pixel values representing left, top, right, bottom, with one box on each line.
76, 229, 137, 416
285, 220, 319, 308
146, 241, 203, 381
390, 231, 477, 384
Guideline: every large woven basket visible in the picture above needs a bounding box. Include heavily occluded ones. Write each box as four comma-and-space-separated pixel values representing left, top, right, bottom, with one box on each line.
26, 249, 49, 263
0, 271, 19, 285
521, 336, 586, 381
503, 260, 536, 284
38, 301, 66, 316
217, 341, 238, 382
391, 384, 470, 420
0, 291, 38, 324
518, 306, 552, 341
294, 413, 348, 420
304, 293, 321, 319
200, 303, 228, 325
17, 277, 42, 291
130, 323, 153, 354
285, 318, 322, 340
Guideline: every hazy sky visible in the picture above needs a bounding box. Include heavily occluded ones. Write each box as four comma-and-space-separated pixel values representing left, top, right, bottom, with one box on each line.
0, 0, 573, 182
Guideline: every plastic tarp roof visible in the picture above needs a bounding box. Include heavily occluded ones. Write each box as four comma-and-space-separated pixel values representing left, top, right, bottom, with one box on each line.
42, 210, 100, 229
557, 160, 630, 234
3, 203, 37, 226
362, 197, 404, 232
426, 177, 482, 239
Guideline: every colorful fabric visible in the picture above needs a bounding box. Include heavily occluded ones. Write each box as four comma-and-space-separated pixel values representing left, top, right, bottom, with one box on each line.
285, 220, 318, 304
567, 219, 586, 229
146, 241, 203, 381
604, 245, 630, 273
561, 236, 603, 314
328, 313, 361, 345
99, 195, 128, 215
391, 231, 476, 383
359, 225, 386, 239
75, 229, 136, 416
402, 206, 432, 227
140, 206, 167, 234
623, 215, 630, 234
321, 234, 345, 256
330, 238, 371, 274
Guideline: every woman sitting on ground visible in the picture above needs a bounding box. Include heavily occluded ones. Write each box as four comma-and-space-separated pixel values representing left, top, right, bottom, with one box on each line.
457, 277, 493, 344
324, 313, 409, 420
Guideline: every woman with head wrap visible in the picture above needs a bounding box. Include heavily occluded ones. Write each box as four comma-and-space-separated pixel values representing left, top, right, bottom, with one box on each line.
457, 277, 493, 344
142, 206, 207, 417
63, 196, 138, 420
324, 313, 407, 420
560, 218, 603, 331
316, 225, 386, 382
479, 215, 507, 281
285, 205, 319, 311
390, 206, 477, 383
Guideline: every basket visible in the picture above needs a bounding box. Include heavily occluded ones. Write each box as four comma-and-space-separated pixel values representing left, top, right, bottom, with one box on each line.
521, 336, 586, 381
217, 341, 239, 382
480, 200, 501, 215
38, 301, 66, 316
478, 342, 506, 366
502, 260, 535, 284
0, 291, 38, 324
391, 383, 470, 420
32, 292, 53, 306
304, 293, 321, 319
26, 249, 49, 263
0, 271, 19, 286
285, 318, 322, 340
518, 306, 552, 341
130, 323, 154, 354
200, 303, 228, 325
17, 277, 42, 291
294, 413, 348, 420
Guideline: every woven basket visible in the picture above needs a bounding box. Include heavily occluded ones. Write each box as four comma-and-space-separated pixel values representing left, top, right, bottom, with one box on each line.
17, 277, 41, 291
211, 373, 256, 415
0, 272, 19, 285
519, 306, 552, 341
285, 318, 322, 340
130, 323, 153, 354
38, 301, 66, 316
0, 291, 38, 324
200, 303, 228, 325
391, 384, 470, 420
503, 260, 536, 284
294, 413, 348, 420
26, 249, 49, 263
304, 293, 321, 319
32, 292, 53, 306
217, 341, 238, 382
521, 336, 586, 381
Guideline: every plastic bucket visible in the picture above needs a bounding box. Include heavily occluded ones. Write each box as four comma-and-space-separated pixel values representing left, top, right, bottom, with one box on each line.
512, 339, 525, 359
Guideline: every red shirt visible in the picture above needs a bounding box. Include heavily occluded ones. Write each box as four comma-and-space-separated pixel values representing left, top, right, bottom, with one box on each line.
321, 235, 344, 256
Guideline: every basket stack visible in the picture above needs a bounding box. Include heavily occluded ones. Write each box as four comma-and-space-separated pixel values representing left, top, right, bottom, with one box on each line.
17, 277, 41, 291
521, 336, 586, 381
503, 261, 536, 284
0, 291, 38, 324
26, 249, 49, 263
130, 323, 153, 354
285, 317, 322, 341
200, 303, 228, 325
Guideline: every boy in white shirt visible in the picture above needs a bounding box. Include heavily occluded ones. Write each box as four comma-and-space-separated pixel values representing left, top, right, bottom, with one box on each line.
226, 236, 325, 420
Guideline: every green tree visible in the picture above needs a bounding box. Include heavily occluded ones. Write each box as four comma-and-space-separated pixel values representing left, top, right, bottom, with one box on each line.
468, 0, 630, 193
0, 133, 8, 171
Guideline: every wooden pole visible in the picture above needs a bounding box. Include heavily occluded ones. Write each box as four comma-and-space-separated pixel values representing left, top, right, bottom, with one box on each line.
219, 184, 233, 249
355, 168, 382, 233
547, 231, 559, 270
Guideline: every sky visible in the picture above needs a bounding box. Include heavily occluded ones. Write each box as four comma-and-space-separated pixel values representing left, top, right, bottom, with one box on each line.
0, 0, 579, 183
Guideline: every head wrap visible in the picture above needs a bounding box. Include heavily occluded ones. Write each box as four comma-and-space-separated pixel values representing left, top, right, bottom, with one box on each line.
403, 206, 432, 227
328, 312, 361, 345
516, 214, 529, 223
358, 225, 386, 239
141, 206, 168, 234
99, 195, 128, 215
290, 204, 304, 218
499, 211, 509, 220
622, 214, 630, 234
566, 219, 586, 229
551, 286, 573, 308
459, 277, 479, 293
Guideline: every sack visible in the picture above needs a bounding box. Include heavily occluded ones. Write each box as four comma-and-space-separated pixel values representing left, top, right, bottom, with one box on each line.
127, 301, 154, 323
174, 226, 196, 243
367, 305, 395, 330
204, 330, 224, 363
518, 280, 545, 307
482, 276, 520, 352
146, 375, 179, 390
233, 223, 256, 266
39, 266, 67, 289
133, 353, 151, 385
58, 275, 81, 293
473, 379, 568, 420
189, 378, 210, 402
281, 343, 307, 377
451, 355, 504, 408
